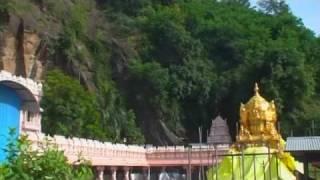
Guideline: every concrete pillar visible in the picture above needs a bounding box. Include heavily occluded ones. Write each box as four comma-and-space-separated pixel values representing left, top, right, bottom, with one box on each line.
158, 167, 166, 180
303, 159, 309, 180
110, 167, 117, 180
183, 166, 192, 180
142, 167, 150, 180
96, 166, 105, 180
123, 167, 130, 180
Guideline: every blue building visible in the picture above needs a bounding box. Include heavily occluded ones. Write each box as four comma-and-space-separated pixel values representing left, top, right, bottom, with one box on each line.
0, 71, 42, 162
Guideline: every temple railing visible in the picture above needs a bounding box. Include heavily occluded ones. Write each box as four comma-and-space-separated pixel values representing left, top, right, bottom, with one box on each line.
21, 111, 41, 132
146, 145, 229, 166
25, 131, 148, 166
25, 131, 229, 167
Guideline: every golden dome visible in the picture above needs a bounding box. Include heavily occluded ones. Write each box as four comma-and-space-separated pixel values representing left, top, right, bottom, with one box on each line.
237, 83, 281, 148
241, 83, 277, 123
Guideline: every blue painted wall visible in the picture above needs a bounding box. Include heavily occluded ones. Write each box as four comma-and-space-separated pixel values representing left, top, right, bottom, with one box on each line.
0, 84, 21, 162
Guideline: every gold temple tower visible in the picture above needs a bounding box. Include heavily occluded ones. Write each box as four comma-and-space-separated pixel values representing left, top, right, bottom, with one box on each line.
207, 83, 300, 180
236, 83, 282, 149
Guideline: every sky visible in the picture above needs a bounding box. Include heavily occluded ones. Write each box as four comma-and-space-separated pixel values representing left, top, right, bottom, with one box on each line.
250, 0, 320, 35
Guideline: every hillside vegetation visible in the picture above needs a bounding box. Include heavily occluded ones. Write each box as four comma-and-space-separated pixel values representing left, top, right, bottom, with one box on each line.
1, 0, 320, 145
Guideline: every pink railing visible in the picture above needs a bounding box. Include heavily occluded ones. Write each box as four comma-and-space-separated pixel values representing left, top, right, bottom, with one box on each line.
25, 131, 229, 167
146, 145, 229, 166
22, 117, 41, 132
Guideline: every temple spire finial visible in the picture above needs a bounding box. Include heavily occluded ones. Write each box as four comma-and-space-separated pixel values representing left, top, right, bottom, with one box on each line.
237, 82, 281, 149
254, 82, 259, 95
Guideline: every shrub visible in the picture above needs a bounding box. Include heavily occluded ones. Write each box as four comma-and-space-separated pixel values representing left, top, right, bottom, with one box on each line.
0, 129, 93, 180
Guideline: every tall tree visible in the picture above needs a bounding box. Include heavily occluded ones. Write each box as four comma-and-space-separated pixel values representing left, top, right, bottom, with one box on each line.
257, 0, 288, 14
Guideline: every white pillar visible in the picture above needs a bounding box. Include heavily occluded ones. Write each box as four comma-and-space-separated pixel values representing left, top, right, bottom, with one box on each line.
96, 166, 105, 180
123, 167, 130, 180
110, 167, 117, 180
183, 166, 192, 180
143, 167, 150, 180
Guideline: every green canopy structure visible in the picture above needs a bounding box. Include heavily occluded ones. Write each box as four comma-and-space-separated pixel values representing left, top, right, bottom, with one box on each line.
207, 147, 300, 180
207, 84, 302, 180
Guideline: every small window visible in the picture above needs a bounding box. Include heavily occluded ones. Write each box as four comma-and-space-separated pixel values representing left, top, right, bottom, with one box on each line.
27, 112, 32, 122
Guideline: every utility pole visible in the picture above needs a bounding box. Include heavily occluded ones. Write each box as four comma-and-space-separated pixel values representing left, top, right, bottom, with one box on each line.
312, 120, 315, 136
199, 126, 204, 180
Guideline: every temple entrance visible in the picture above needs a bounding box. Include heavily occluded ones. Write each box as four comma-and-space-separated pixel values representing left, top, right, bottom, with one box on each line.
0, 71, 42, 163
0, 84, 21, 162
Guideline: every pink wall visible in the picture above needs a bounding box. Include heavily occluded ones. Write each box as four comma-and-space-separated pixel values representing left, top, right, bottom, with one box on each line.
26, 131, 229, 167
0, 70, 229, 171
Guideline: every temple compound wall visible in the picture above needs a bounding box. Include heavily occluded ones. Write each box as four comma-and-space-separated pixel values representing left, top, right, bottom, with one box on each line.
0, 70, 230, 180
0, 70, 42, 133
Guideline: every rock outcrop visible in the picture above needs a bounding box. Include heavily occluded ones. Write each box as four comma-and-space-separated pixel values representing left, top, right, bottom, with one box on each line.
0, 16, 45, 80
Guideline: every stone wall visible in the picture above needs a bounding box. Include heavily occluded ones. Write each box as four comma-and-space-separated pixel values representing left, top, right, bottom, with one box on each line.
0, 16, 45, 80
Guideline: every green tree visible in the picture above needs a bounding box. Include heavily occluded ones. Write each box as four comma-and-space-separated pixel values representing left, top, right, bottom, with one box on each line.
0, 130, 93, 180
220, 0, 250, 7
41, 70, 106, 140
132, 0, 320, 140
3, 0, 320, 144
257, 0, 288, 14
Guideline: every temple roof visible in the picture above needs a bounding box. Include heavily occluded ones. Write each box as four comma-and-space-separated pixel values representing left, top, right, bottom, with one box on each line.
242, 83, 272, 114
286, 136, 320, 151
207, 116, 232, 145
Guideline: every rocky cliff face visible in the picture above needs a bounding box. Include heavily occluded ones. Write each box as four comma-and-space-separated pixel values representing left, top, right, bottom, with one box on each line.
0, 1, 186, 145
0, 15, 45, 80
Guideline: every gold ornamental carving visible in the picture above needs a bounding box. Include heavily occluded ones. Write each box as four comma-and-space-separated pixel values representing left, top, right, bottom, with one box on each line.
236, 83, 281, 148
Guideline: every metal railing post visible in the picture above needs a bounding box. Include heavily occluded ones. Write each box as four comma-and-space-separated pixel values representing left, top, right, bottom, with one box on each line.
232, 153, 234, 180
215, 145, 218, 180
268, 145, 272, 180
241, 145, 245, 180
253, 154, 257, 180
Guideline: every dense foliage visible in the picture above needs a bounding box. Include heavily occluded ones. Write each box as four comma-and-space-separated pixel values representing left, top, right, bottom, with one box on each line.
3, 0, 320, 144
42, 70, 105, 140
0, 130, 93, 180
42, 70, 145, 144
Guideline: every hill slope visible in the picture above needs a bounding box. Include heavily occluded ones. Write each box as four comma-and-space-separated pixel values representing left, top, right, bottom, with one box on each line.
1, 0, 320, 145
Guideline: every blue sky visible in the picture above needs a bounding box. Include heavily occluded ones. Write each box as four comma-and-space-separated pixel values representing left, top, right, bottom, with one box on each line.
250, 0, 320, 35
